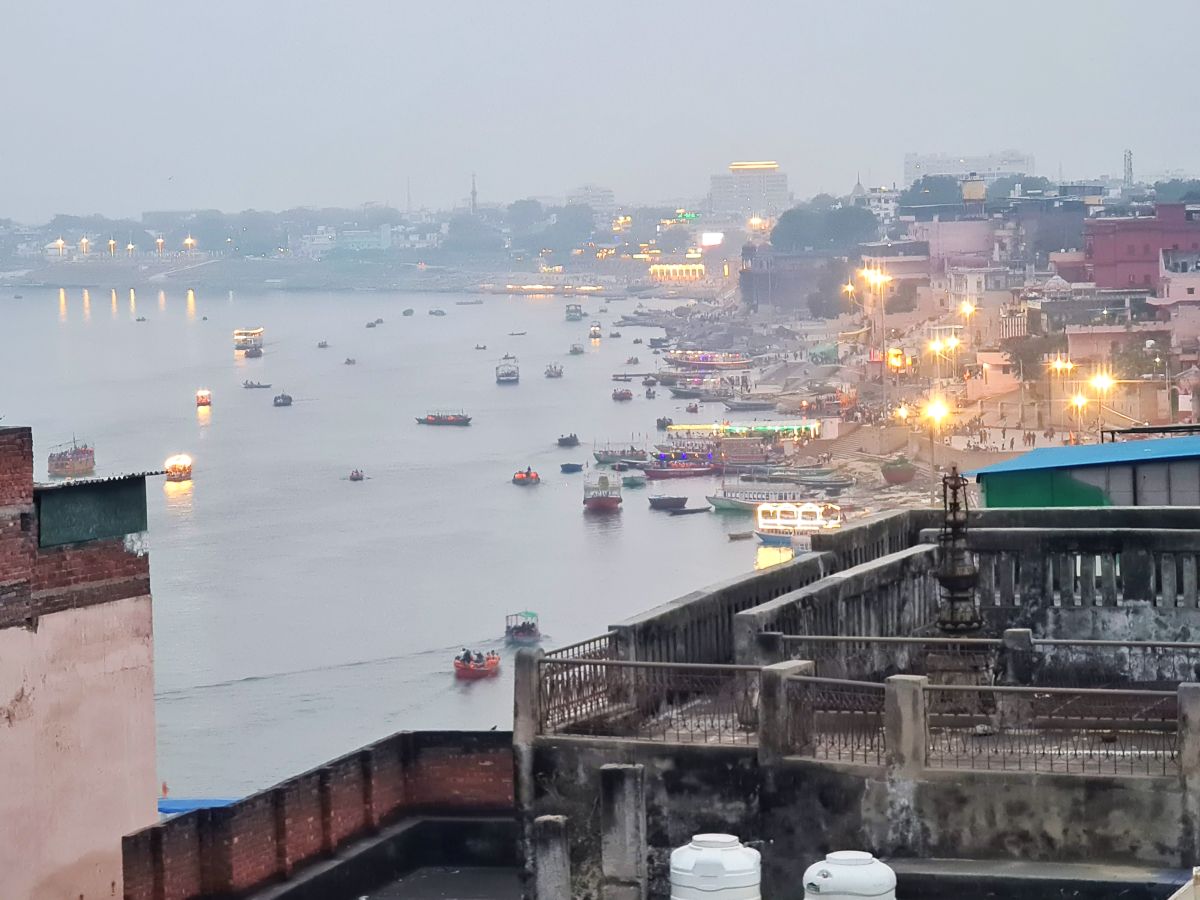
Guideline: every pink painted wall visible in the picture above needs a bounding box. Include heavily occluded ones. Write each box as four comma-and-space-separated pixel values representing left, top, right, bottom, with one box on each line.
0, 595, 157, 899
907, 219, 994, 265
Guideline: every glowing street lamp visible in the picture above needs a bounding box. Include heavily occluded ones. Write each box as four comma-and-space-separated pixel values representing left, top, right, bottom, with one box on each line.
126, 242, 136, 257
1089, 372, 1115, 439
55, 237, 65, 256
924, 398, 950, 506
79, 236, 89, 255
959, 300, 976, 319
183, 235, 196, 254
1090, 372, 1114, 393
108, 238, 116, 257
1047, 356, 1075, 428
1072, 393, 1089, 438
156, 236, 164, 256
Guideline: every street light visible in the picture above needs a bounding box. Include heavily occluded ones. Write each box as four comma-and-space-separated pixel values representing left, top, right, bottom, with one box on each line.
1047, 356, 1075, 428
183, 235, 196, 254
1072, 393, 1089, 440
156, 236, 164, 256
1089, 372, 1115, 440
108, 238, 116, 257
55, 237, 65, 256
959, 300, 976, 319
126, 242, 135, 257
925, 399, 950, 506
79, 237, 89, 255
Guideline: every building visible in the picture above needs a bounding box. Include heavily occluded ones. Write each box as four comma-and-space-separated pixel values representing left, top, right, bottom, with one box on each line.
0, 427, 158, 898
903, 150, 1036, 186
1084, 203, 1200, 292
709, 161, 791, 217
906, 218, 995, 269
566, 184, 617, 223
852, 184, 901, 232
971, 436, 1200, 506
1160, 248, 1200, 301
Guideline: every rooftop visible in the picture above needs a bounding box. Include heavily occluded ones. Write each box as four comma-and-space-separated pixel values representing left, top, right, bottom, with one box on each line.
969, 436, 1200, 476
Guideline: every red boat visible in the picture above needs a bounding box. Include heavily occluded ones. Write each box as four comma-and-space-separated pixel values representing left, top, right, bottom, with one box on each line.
454, 653, 501, 680
513, 469, 541, 485
612, 389, 633, 401
584, 474, 622, 510
644, 464, 717, 480
417, 411, 472, 426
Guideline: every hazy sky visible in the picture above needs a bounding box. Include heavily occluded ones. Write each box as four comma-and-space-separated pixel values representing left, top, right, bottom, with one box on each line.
2, 0, 1197, 222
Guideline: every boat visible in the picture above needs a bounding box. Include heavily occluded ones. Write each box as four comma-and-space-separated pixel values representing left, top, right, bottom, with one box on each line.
402, 308, 414, 316
243, 381, 272, 389
612, 374, 633, 382
593, 447, 647, 465
583, 474, 622, 511
648, 495, 687, 510
233, 327, 264, 350
558, 433, 580, 447
416, 411, 472, 426
589, 321, 603, 339
195, 389, 212, 407
723, 398, 777, 411
456, 299, 484, 306
545, 364, 564, 378
621, 473, 646, 488
632, 338, 643, 345
685, 403, 699, 413
644, 463, 717, 480
599, 306, 609, 312
642, 377, 658, 387
135, 316, 147, 322
505, 611, 541, 645
881, 456, 918, 486
244, 346, 263, 358
565, 303, 584, 321
475, 344, 488, 350
612, 389, 633, 401
164, 454, 192, 483
656, 417, 673, 430
454, 651, 501, 680
670, 506, 711, 516
668, 386, 705, 399
273, 392, 293, 407
664, 350, 753, 370
728, 531, 755, 541
429, 309, 446, 316
645, 388, 656, 399
706, 487, 814, 512
649, 337, 669, 348
375, 318, 384, 324
366, 321, 377, 328
569, 344, 585, 355
496, 356, 520, 384
560, 462, 584, 473
512, 468, 541, 485
610, 331, 622, 338
344, 358, 357, 365
349, 469, 365, 482
508, 331, 527, 336
317, 341, 328, 349
48, 439, 95, 478
754, 502, 843, 547
625, 356, 639, 365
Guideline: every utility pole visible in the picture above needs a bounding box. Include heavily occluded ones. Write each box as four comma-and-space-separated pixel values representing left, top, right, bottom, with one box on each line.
470, 173, 478, 216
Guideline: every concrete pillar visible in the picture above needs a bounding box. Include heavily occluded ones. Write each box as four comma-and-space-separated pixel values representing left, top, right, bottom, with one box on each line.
513, 648, 544, 892
1179, 684, 1200, 866
753, 631, 786, 667
532, 815, 571, 900
610, 624, 638, 661
759, 660, 814, 765
885, 675, 928, 776
600, 763, 647, 900
1001, 628, 1035, 685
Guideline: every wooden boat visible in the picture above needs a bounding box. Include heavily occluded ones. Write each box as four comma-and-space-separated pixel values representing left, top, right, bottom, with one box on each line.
164, 454, 192, 483
317, 341, 329, 349
656, 417, 673, 430
593, 447, 647, 465
632, 338, 643, 345
429, 309, 446, 316
569, 344, 585, 355
456, 299, 484, 306
621, 473, 646, 488
560, 462, 584, 473
612, 374, 634, 382
475, 344, 487, 350
728, 531, 755, 541
612, 389, 633, 401
642, 377, 658, 386
648, 495, 687, 510
344, 358, 357, 365
558, 433, 580, 447
243, 381, 272, 389
645, 388, 656, 399
512, 469, 541, 485
244, 346, 263, 358
366, 321, 377, 328
135, 316, 147, 322
583, 474, 622, 511
625, 356, 639, 365
589, 321, 603, 339
545, 364, 564, 378
375, 318, 384, 324
505, 611, 541, 645
670, 505, 711, 516
273, 392, 293, 407
417, 411, 471, 426
195, 389, 212, 407
685, 403, 699, 413
496, 357, 520, 384
723, 398, 777, 411
881, 456, 918, 485
645, 464, 717, 480
508, 331, 527, 336
665, 350, 753, 370
402, 308, 414, 316
565, 303, 584, 321
755, 502, 842, 546
349, 469, 365, 482
454, 653, 501, 680
48, 439, 95, 477
610, 331, 622, 338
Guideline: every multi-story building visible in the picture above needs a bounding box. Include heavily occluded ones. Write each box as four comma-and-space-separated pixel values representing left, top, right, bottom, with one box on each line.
1084, 203, 1200, 292
903, 150, 1035, 186
709, 161, 791, 217
852, 184, 901, 231
566, 184, 617, 223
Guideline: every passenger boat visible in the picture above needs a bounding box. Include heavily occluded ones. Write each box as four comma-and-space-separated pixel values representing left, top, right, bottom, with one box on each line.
429, 309, 446, 316
656, 417, 673, 430
244, 346, 264, 358
558, 433, 580, 447
648, 495, 687, 510
723, 398, 777, 411
317, 341, 329, 349
589, 321, 602, 339
755, 502, 842, 547
632, 338, 643, 345
706, 487, 813, 512
454, 652, 501, 680
505, 611, 541, 645
644, 463, 717, 480
416, 411, 472, 426
664, 350, 752, 370
685, 403, 699, 413
366, 321, 377, 328
243, 381, 272, 389
645, 388, 656, 399
48, 439, 95, 478
583, 474, 622, 511
512, 468, 541, 485
402, 308, 414, 316
625, 356, 639, 365
545, 364, 564, 378
621, 473, 646, 488
273, 392, 293, 407
565, 303, 584, 321
560, 462, 584, 473
375, 318, 384, 324
344, 358, 357, 366
569, 344, 585, 355
593, 447, 647, 465
456, 299, 484, 306
475, 344, 487, 350
233, 327, 265, 350
164, 454, 193, 483
195, 389, 212, 407
668, 386, 704, 399
612, 389, 633, 401
496, 356, 520, 384
642, 376, 657, 386
348, 469, 365, 482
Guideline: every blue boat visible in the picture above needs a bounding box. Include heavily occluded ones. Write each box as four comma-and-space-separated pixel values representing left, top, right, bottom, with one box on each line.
561, 463, 584, 473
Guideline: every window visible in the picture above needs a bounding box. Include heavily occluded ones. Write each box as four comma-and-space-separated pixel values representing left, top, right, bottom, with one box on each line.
1189, 287, 1196, 296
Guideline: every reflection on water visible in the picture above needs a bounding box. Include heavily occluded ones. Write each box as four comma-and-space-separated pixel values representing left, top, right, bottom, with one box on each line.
111, 288, 118, 317
129, 287, 136, 315
58, 287, 66, 322
158, 289, 166, 312
755, 545, 794, 570
82, 288, 90, 321
196, 405, 211, 429
186, 289, 196, 321
162, 479, 194, 516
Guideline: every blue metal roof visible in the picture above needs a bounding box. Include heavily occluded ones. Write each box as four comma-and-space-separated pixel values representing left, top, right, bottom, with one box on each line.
969, 436, 1200, 477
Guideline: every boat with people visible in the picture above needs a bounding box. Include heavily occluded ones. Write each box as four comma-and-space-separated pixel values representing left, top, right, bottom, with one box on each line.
642, 376, 657, 386
164, 454, 192, 483
583, 474, 622, 511
610, 331, 622, 338
565, 303, 584, 321
273, 392, 293, 407
403, 308, 414, 316
195, 389, 212, 407
644, 462, 717, 480
612, 388, 634, 401
416, 411, 472, 426
648, 495, 687, 511
632, 338, 643, 345
656, 417, 673, 430
135, 316, 147, 322
375, 318, 384, 324
545, 364, 564, 378
344, 358, 357, 365
496, 356, 520, 384
755, 502, 843, 547
349, 469, 365, 482
625, 356, 639, 365
560, 462, 584, 473
317, 341, 329, 349
233, 327, 265, 350
569, 344, 585, 355
48, 439, 95, 478
645, 388, 656, 399
244, 346, 264, 358
454, 650, 501, 680
589, 321, 603, 339
512, 468, 541, 486
665, 350, 752, 370
429, 309, 446, 316
685, 403, 699, 413
243, 380, 272, 389
557, 433, 580, 447
505, 611, 541, 645
366, 321, 377, 328
593, 447, 647, 465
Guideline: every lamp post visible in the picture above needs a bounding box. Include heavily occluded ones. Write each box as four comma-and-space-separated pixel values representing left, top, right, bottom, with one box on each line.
928, 338, 944, 382
1072, 394, 1088, 442
108, 238, 116, 257
183, 235, 196, 255
126, 242, 135, 257
1048, 356, 1075, 429
79, 236, 89, 255
55, 237, 65, 257
1089, 372, 1114, 442
156, 236, 164, 256
925, 398, 949, 507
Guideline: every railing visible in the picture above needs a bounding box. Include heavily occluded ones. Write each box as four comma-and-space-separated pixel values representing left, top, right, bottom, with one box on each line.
544, 632, 616, 661
924, 684, 1178, 776
537, 659, 761, 745
786, 675, 886, 765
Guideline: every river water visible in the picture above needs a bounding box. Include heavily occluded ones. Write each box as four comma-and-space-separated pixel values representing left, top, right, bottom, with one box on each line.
1, 287, 791, 795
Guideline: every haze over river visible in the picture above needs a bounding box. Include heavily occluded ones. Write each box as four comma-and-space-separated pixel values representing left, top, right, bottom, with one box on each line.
2, 287, 790, 795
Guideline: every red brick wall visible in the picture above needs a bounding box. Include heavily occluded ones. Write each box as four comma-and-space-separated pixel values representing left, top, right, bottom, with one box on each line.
278, 770, 324, 873
223, 794, 279, 893
159, 815, 202, 900
324, 754, 368, 848
0, 428, 35, 609
404, 746, 515, 810
33, 536, 150, 592
0, 427, 34, 507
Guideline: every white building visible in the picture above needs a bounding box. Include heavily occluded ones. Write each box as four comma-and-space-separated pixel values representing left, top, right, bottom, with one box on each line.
903, 150, 1035, 186
566, 184, 617, 222
852, 182, 901, 230
709, 161, 791, 217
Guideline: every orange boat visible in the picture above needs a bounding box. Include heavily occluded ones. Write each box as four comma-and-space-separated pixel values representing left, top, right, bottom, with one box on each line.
512, 469, 541, 485
454, 653, 501, 680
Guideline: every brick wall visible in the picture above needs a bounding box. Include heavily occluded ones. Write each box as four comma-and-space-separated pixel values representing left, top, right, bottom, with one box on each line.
122, 730, 515, 900
0, 427, 34, 507
0, 427, 35, 613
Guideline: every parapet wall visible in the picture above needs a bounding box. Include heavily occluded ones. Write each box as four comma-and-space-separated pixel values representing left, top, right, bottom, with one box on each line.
122, 730, 514, 900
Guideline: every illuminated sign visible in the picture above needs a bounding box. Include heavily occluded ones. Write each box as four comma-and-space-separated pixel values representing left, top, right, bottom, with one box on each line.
700, 232, 725, 248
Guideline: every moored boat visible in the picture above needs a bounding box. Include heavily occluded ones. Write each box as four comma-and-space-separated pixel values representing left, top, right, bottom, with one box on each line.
881, 456, 918, 485
665, 350, 752, 370
557, 433, 580, 447
456, 299, 484, 306
195, 389, 212, 407
656, 417, 673, 430
648, 495, 687, 510
706, 487, 813, 512
560, 462, 584, 473
417, 411, 472, 426
593, 447, 647, 465
621, 473, 646, 488
243, 380, 272, 389
48, 439, 95, 478
496, 356, 520, 384
569, 343, 585, 355
754, 501, 842, 547
670, 505, 710, 516
429, 309, 446, 316
545, 364, 564, 378
273, 392, 293, 407
612, 388, 633, 401
505, 611, 541, 645
723, 398, 777, 411
644, 463, 717, 480
583, 474, 622, 511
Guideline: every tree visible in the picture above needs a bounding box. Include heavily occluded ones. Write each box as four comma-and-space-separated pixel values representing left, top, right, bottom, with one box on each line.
807, 260, 852, 319
506, 198, 544, 233
770, 207, 823, 252
540, 204, 595, 251
655, 226, 692, 253
824, 206, 878, 250
808, 193, 838, 211
771, 205, 877, 254
987, 175, 1053, 202
443, 215, 504, 253
1155, 180, 1200, 203
1000, 334, 1067, 383
900, 175, 961, 207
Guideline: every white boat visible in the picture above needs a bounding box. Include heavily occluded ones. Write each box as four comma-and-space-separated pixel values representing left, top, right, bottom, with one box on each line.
233, 327, 264, 350
588, 321, 603, 339
754, 502, 842, 547
496, 356, 520, 384
706, 487, 815, 512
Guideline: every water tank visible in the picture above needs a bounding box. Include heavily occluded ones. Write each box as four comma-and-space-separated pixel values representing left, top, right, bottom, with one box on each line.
803, 851, 896, 898
670, 833, 761, 899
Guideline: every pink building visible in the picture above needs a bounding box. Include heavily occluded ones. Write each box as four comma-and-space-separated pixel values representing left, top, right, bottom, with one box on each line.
906, 219, 994, 268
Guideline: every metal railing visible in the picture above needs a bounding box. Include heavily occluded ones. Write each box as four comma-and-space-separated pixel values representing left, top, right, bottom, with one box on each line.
924, 684, 1178, 776
544, 632, 616, 661
537, 659, 761, 745
786, 675, 886, 765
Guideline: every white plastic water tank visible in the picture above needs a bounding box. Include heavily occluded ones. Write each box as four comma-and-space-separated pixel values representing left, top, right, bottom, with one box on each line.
803, 851, 896, 898
670, 833, 761, 899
